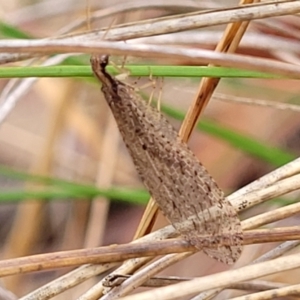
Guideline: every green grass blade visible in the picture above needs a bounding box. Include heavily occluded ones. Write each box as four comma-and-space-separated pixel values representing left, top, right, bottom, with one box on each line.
0, 65, 283, 79
0, 188, 149, 204
0, 21, 32, 39
0, 166, 149, 204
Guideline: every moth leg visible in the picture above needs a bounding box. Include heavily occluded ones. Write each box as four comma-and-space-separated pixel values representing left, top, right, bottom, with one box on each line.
157, 77, 164, 111
112, 58, 131, 81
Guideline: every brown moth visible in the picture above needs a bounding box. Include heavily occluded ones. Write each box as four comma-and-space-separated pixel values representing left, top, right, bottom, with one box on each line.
90, 55, 243, 264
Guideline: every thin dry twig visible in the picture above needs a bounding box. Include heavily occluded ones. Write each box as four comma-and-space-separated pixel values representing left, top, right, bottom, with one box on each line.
117, 253, 300, 300
101, 253, 192, 300
19, 264, 119, 300
0, 54, 70, 124
2, 40, 300, 79
214, 93, 300, 112
231, 173, 300, 211
102, 274, 289, 291
69, 1, 300, 41
1, 227, 300, 278
242, 200, 300, 230
229, 158, 300, 200
60, 0, 204, 33
179, 0, 254, 140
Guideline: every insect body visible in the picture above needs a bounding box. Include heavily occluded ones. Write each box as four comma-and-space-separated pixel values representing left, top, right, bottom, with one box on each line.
91, 55, 243, 264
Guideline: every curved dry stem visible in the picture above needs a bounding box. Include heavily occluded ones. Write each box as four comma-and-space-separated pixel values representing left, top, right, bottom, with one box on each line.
101, 253, 192, 300
117, 253, 300, 300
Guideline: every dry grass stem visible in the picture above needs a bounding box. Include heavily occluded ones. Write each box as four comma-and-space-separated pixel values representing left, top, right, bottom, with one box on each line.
229, 158, 300, 200
214, 93, 300, 112
179, 0, 253, 140
0, 54, 70, 123
241, 201, 300, 230
64, 0, 205, 33
117, 253, 300, 300
19, 264, 119, 300
101, 253, 192, 300
78, 257, 155, 300
2, 40, 300, 79
68, 1, 300, 41
0, 227, 299, 278
103, 275, 291, 291
230, 283, 300, 300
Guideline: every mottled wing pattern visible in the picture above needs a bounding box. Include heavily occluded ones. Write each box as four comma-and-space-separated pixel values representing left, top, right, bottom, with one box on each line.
91, 55, 243, 264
